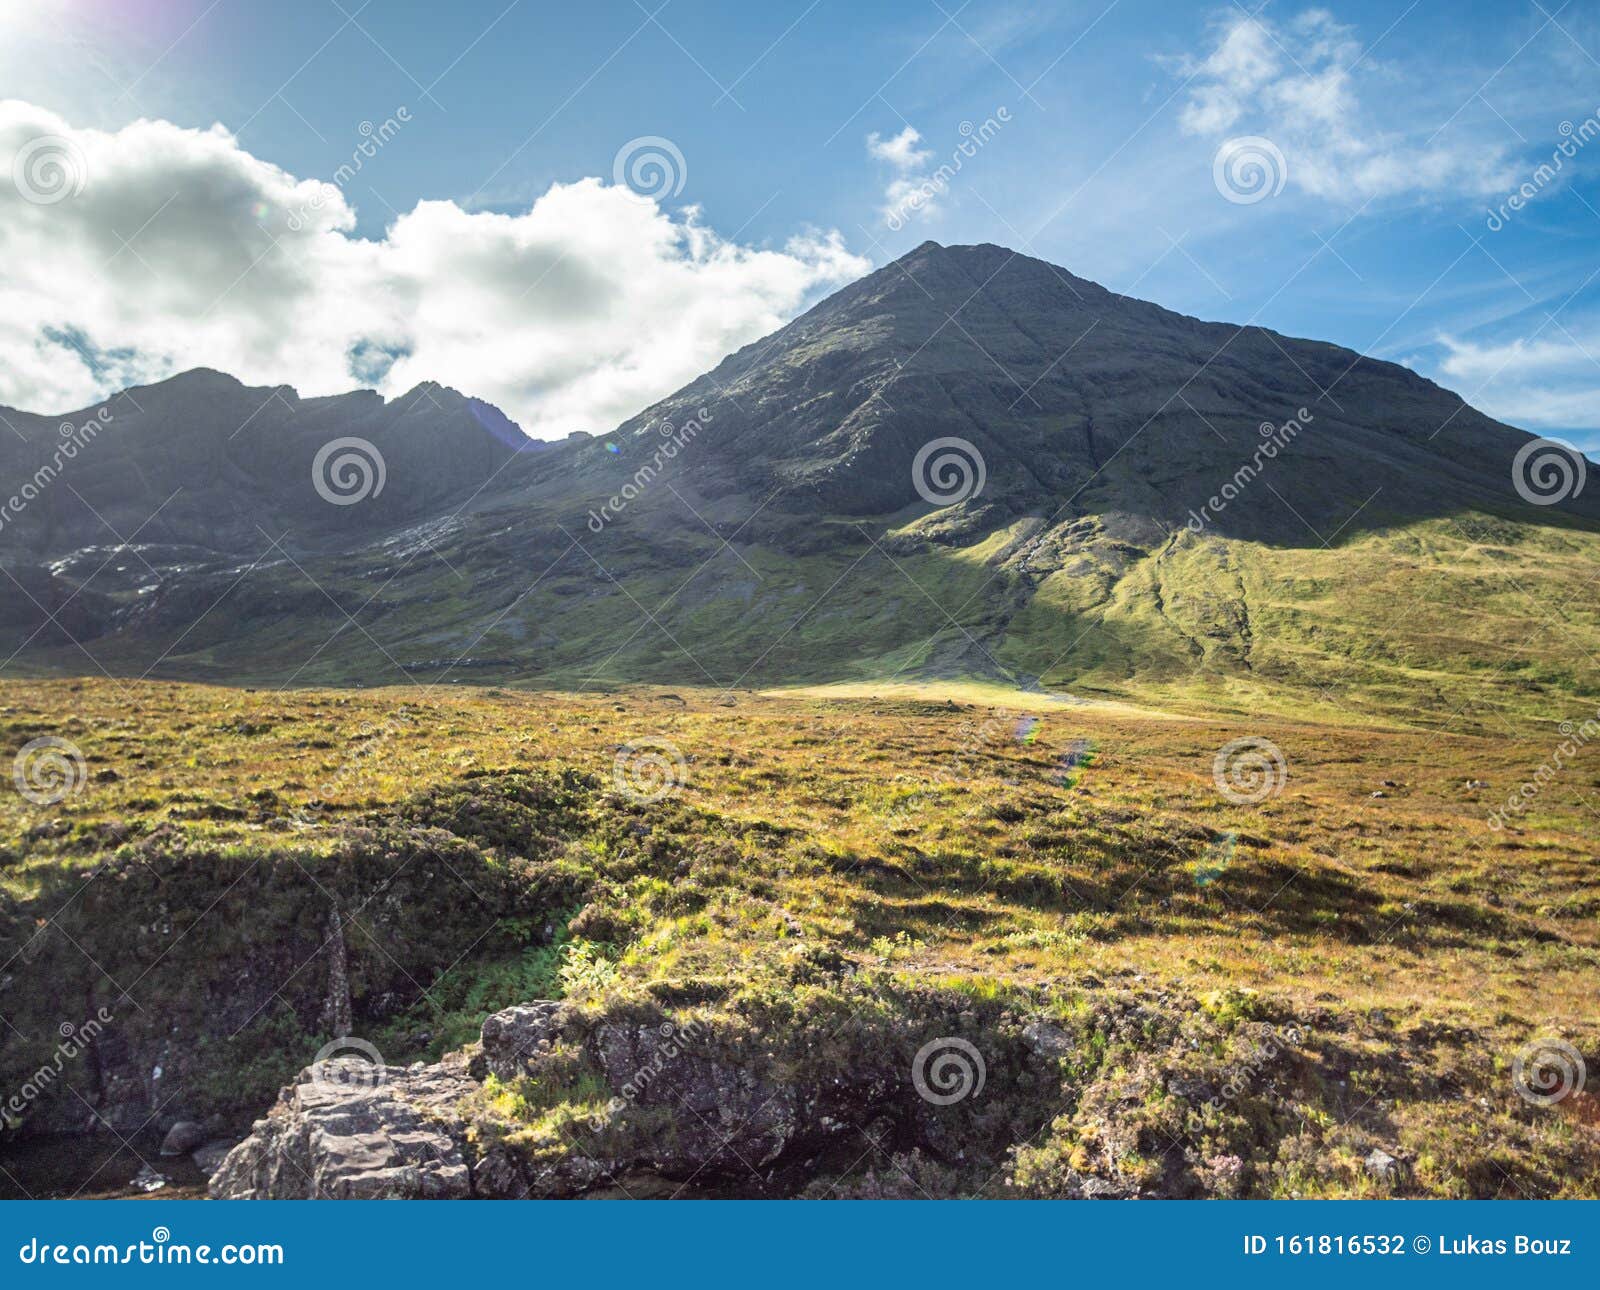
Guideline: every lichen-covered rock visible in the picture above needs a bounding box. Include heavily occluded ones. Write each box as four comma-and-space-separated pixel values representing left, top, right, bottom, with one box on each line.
476, 1001, 569, 1080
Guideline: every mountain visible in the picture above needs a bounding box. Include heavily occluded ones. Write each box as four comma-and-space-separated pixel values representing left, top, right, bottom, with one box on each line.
614, 240, 1555, 533
0, 368, 536, 554
2, 242, 1596, 727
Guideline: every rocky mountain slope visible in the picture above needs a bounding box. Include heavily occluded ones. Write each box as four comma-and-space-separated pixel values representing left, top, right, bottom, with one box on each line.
2, 242, 1595, 728
0, 370, 535, 555
610, 240, 1563, 532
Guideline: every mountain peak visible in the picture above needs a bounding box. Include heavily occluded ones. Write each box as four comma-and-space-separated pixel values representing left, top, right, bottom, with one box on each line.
143, 367, 258, 398
606, 239, 1587, 538
871, 239, 1106, 311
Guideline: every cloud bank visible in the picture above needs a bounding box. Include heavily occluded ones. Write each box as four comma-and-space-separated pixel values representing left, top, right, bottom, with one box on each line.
1437, 329, 1600, 432
0, 100, 868, 437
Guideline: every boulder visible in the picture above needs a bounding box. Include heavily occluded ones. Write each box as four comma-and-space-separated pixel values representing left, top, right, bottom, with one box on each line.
159, 1120, 207, 1157
476, 1001, 569, 1080
191, 1139, 238, 1178
1365, 1147, 1408, 1188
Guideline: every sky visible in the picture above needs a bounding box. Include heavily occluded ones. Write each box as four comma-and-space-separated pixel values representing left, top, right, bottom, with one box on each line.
0, 0, 1597, 451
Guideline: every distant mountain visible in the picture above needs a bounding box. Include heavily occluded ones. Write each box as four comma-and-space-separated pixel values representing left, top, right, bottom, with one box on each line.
0, 369, 535, 556
2, 243, 1595, 727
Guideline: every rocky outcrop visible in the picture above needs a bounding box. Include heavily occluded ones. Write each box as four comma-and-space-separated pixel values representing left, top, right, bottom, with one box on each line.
205, 982, 1503, 1201
209, 1057, 477, 1199
318, 904, 353, 1039
212, 992, 1058, 1199
216, 983, 1303, 1201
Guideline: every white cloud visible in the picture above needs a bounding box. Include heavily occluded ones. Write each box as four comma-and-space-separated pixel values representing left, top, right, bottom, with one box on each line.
0, 99, 869, 437
1439, 333, 1599, 382
1436, 330, 1600, 430
866, 125, 931, 171
1174, 9, 1523, 203
1176, 12, 1279, 135
866, 124, 947, 229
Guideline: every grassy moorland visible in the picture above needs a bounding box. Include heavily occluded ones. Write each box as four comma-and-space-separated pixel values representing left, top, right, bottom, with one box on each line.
13, 512, 1598, 745
2, 675, 1596, 1198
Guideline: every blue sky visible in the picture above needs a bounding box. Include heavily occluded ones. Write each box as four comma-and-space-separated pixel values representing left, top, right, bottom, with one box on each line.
2, 0, 1598, 451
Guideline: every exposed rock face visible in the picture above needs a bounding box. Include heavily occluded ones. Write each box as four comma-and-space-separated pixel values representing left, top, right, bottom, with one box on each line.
213, 995, 1045, 1199
318, 904, 353, 1039
209, 1057, 477, 1200
212, 985, 1269, 1201
204, 984, 1511, 1201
